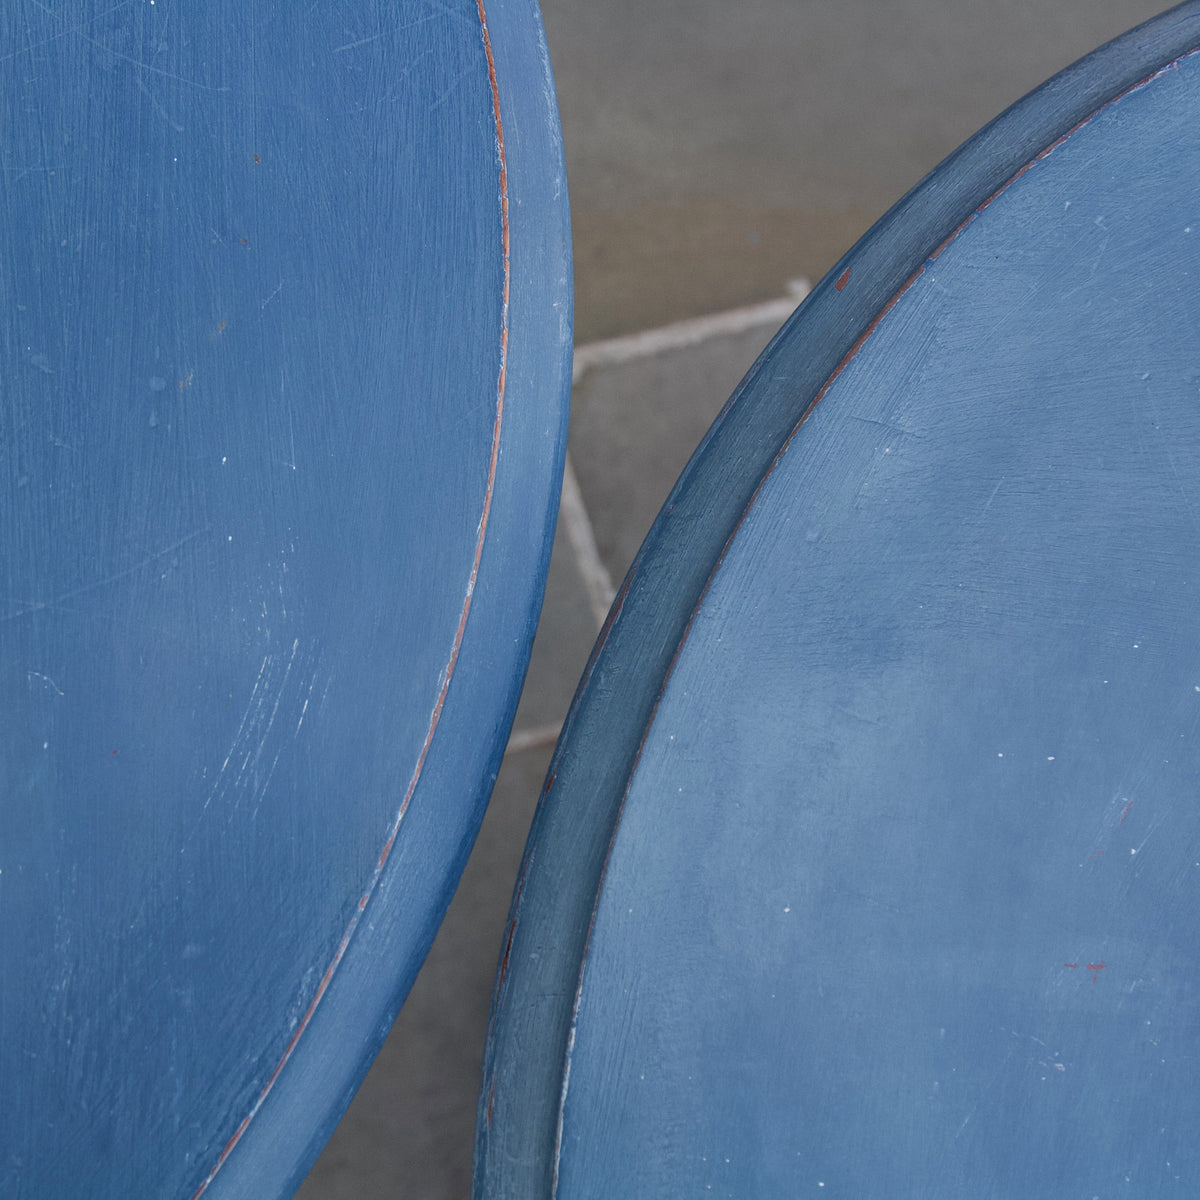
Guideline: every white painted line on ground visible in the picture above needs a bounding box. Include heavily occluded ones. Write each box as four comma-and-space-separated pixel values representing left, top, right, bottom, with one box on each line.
504, 721, 562, 757
507, 284, 816, 759
560, 452, 616, 631
571, 278, 810, 383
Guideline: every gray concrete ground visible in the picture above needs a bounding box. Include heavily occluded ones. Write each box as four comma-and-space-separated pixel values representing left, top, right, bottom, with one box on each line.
296, 3, 1166, 1196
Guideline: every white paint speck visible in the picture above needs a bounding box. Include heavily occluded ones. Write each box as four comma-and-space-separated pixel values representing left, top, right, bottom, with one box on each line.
997, 752, 1004, 758
221, 456, 227, 464
1130, 848, 1137, 855
1047, 756, 1055, 762
1133, 643, 1140, 649
227, 535, 233, 542
783, 906, 791, 913
43, 742, 48, 750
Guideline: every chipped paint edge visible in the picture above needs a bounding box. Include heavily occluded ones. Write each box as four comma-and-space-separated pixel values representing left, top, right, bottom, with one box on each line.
188, 4, 512, 1194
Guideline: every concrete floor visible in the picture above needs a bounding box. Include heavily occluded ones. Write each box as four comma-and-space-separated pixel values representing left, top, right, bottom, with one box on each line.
296, 3, 1168, 1196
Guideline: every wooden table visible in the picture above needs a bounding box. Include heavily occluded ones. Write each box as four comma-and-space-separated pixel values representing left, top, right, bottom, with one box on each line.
476, 5, 1200, 1196
0, 4, 569, 1196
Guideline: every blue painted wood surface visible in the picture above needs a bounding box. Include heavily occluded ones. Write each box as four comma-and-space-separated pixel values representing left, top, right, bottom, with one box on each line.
476, 5, 1200, 1197
0, 3, 570, 1197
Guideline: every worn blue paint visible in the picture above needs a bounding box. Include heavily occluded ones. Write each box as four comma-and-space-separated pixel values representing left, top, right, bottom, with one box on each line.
1, 3, 569, 1197
476, 5, 1200, 1198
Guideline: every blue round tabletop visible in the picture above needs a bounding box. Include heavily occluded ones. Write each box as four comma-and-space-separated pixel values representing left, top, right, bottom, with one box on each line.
476, 6, 1200, 1198
0, 3, 569, 1197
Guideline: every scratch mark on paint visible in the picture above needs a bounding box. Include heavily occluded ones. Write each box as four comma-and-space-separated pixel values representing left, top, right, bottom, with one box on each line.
295, 678, 315, 736
0, 0, 133, 65
26, 671, 64, 696
280, 366, 297, 472
332, 9, 458, 54
978, 475, 1006, 519
231, 640, 300, 820
1086, 962, 1106, 982
846, 415, 916, 438
75, 28, 231, 92
835, 267, 851, 292
431, 66, 473, 110
2, 530, 208, 623
136, 73, 184, 132
204, 656, 273, 811
334, 32, 387, 53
